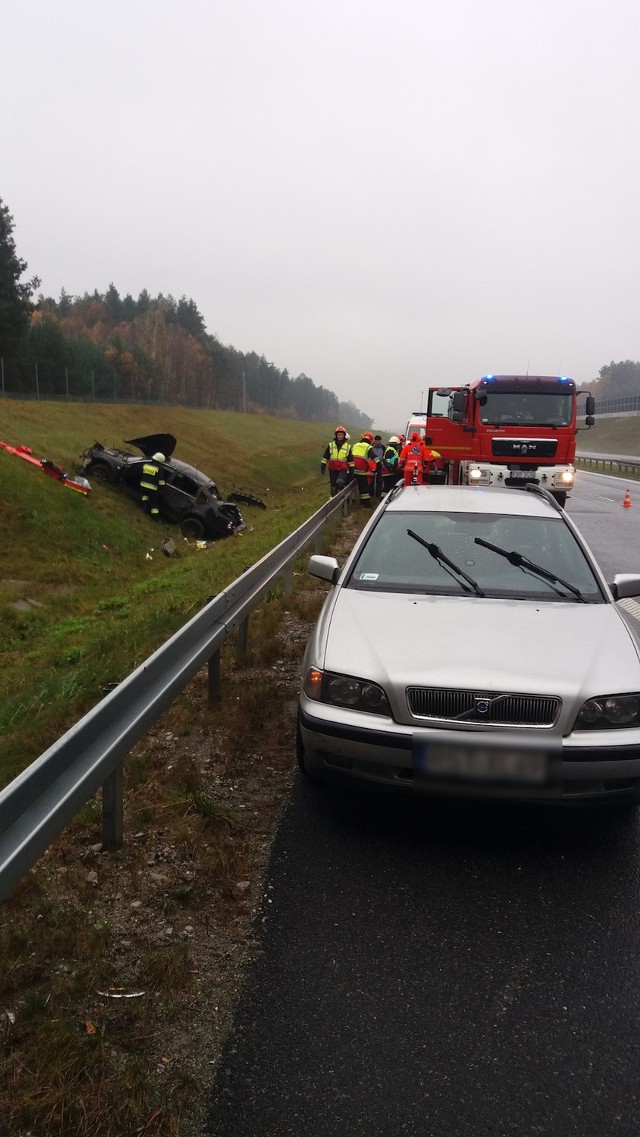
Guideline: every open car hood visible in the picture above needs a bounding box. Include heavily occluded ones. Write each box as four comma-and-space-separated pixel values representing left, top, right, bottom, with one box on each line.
124, 433, 177, 459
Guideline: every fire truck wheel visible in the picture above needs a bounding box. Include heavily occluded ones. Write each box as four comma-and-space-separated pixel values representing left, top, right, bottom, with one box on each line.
551, 491, 567, 508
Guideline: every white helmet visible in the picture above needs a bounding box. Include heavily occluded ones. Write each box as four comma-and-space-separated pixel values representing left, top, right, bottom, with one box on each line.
388, 435, 400, 444
152, 452, 165, 462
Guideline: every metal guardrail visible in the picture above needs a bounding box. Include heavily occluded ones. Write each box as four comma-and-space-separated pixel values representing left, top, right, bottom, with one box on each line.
0, 486, 355, 904
576, 451, 640, 475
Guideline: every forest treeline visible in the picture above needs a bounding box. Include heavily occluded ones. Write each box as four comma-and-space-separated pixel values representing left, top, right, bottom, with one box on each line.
29, 286, 373, 427
0, 197, 373, 428
593, 361, 640, 404
1, 195, 638, 420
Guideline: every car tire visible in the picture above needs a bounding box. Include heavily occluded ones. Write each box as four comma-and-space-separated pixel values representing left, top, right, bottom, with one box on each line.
86, 460, 113, 483
180, 516, 205, 540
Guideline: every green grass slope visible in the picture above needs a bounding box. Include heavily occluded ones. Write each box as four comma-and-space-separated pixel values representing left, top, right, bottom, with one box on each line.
0, 401, 338, 786
577, 415, 640, 456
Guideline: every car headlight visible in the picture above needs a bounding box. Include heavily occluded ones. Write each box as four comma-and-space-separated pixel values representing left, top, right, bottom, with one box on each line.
303, 669, 390, 716
575, 694, 640, 729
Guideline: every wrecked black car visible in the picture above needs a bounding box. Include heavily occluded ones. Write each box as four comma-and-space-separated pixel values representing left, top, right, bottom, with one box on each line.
80, 433, 245, 540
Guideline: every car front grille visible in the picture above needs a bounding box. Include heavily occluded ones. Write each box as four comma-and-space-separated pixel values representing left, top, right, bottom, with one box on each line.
406, 687, 560, 727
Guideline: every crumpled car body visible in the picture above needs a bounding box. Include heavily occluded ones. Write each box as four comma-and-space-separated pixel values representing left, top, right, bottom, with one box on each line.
80, 433, 245, 540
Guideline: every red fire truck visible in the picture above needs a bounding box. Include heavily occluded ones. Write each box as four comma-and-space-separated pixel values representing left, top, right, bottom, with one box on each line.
406, 374, 595, 507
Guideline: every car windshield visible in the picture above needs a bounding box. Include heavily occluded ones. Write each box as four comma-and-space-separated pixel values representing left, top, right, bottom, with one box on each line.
347, 511, 604, 601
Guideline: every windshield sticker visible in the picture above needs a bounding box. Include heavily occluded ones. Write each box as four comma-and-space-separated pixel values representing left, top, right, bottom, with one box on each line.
359, 572, 379, 580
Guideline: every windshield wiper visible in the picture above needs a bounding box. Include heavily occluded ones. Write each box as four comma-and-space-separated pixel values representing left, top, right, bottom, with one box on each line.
474, 537, 586, 602
407, 529, 485, 596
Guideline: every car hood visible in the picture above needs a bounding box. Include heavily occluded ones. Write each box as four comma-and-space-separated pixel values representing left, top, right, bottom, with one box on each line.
124, 433, 177, 459
320, 590, 640, 726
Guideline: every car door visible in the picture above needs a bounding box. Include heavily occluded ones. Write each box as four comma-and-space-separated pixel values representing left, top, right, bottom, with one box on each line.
161, 470, 199, 523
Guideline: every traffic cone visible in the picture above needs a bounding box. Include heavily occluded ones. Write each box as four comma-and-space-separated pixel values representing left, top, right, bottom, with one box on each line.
623, 489, 632, 508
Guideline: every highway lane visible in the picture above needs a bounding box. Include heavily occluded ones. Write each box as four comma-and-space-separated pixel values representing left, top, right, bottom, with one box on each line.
207, 474, 640, 1137
569, 468, 640, 579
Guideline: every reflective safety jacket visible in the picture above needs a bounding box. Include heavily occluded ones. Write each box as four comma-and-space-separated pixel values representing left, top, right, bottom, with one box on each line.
383, 443, 400, 472
140, 460, 166, 493
352, 440, 379, 472
321, 439, 353, 472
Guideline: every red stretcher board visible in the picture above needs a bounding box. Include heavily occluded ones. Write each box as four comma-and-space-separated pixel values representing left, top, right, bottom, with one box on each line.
0, 440, 91, 495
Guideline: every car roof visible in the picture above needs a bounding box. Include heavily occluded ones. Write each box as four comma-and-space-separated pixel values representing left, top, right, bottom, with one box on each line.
169, 458, 213, 486
383, 484, 558, 519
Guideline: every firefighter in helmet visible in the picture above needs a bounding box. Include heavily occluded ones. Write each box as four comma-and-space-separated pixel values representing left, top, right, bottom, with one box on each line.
351, 431, 380, 507
381, 435, 402, 495
320, 426, 354, 497
139, 451, 166, 519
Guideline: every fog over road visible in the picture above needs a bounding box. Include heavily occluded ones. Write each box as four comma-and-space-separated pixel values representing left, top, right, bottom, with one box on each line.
207, 471, 640, 1137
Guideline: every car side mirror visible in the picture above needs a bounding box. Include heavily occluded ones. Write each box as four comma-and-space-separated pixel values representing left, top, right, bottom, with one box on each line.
308, 555, 340, 585
611, 574, 640, 600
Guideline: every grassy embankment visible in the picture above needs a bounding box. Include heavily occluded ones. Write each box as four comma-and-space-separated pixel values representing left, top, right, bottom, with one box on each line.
576, 416, 640, 458
0, 401, 336, 788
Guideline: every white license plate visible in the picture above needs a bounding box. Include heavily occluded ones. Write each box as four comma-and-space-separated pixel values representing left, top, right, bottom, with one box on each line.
508, 470, 537, 479
415, 740, 548, 784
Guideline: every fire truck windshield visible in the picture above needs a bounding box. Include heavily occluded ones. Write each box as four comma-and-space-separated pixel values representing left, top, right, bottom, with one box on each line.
478, 391, 573, 428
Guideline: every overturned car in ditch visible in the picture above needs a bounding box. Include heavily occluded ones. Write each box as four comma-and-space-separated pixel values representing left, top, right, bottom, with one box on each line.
79, 433, 245, 540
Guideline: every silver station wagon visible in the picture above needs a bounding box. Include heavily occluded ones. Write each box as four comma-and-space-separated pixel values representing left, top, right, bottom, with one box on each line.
298, 484, 640, 806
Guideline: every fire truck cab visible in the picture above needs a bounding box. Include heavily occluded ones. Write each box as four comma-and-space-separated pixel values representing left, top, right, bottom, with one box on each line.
407, 375, 595, 507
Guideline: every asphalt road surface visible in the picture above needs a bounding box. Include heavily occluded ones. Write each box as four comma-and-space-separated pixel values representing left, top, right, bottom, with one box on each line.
207, 470, 640, 1137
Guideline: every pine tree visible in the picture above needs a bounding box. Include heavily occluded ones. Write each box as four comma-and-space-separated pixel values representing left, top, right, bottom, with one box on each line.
0, 197, 40, 356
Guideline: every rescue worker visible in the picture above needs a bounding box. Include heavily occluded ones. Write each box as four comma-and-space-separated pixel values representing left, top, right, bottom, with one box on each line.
371, 434, 385, 498
381, 435, 402, 495
320, 426, 354, 496
351, 431, 380, 507
139, 451, 166, 519
398, 433, 441, 486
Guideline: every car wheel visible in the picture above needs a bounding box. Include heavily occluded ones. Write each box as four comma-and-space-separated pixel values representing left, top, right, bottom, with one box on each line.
180, 516, 205, 540
86, 460, 113, 483
552, 491, 567, 508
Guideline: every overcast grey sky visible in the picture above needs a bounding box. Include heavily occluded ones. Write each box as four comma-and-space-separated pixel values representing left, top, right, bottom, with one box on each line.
3, 0, 639, 428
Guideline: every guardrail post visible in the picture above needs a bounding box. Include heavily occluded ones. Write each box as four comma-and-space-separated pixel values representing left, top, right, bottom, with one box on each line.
208, 649, 221, 705
102, 762, 124, 850
237, 617, 249, 652
284, 566, 293, 598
